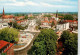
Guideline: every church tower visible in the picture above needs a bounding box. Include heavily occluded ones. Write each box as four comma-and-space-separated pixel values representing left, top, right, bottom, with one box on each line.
2, 7, 5, 16
56, 10, 58, 18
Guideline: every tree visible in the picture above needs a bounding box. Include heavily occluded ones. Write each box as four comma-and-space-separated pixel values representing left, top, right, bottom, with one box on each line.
28, 15, 35, 20
64, 14, 73, 20
51, 21, 55, 27
44, 15, 52, 18
58, 14, 64, 16
58, 14, 64, 19
8, 22, 13, 27
8, 22, 27, 30
1, 53, 6, 55
28, 41, 46, 55
25, 15, 28, 19
60, 30, 78, 55
28, 29, 58, 55
0, 27, 19, 42
0, 15, 2, 17
36, 19, 41, 26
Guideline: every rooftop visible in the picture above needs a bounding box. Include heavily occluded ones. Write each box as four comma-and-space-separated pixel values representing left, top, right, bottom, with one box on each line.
64, 20, 78, 23
0, 40, 14, 53
2, 15, 14, 19
17, 20, 27, 23
0, 40, 9, 49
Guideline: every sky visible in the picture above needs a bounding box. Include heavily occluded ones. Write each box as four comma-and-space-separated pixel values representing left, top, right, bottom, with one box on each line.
0, 0, 78, 13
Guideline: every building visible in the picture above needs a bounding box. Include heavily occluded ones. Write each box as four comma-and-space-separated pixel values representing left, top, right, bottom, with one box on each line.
40, 17, 57, 28
15, 16, 25, 20
26, 19, 37, 31
2, 8, 15, 23
64, 20, 78, 27
40, 17, 51, 28
51, 10, 59, 21
56, 22, 69, 31
0, 22, 8, 29
17, 20, 28, 27
28, 14, 33, 17
0, 40, 14, 55
52, 16, 59, 21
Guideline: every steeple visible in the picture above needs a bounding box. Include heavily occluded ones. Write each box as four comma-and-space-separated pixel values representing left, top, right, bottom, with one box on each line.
3, 7, 5, 16
56, 10, 58, 18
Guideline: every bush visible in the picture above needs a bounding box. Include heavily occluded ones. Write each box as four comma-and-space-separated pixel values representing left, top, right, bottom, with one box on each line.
0, 27, 19, 42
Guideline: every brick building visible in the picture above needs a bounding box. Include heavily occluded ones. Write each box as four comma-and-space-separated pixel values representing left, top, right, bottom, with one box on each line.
2, 8, 15, 23
0, 40, 14, 55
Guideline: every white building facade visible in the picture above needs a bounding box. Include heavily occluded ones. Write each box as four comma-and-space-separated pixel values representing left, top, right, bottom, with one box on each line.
56, 22, 69, 31
0, 22, 8, 29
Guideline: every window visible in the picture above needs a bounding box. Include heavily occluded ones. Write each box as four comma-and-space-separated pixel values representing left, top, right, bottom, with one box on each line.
3, 25, 7, 26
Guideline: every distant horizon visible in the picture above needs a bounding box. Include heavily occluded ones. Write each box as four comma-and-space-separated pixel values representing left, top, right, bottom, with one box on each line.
0, 11, 78, 14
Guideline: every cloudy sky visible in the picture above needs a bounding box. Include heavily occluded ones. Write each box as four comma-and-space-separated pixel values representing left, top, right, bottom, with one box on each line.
0, 0, 78, 13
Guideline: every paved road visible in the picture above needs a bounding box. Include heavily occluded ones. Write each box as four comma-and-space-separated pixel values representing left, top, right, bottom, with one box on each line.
14, 32, 40, 55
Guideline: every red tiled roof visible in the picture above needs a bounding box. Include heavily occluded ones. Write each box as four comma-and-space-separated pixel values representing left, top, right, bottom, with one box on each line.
50, 19, 53, 23
0, 40, 9, 49
59, 19, 61, 21
15, 16, 25, 20
3, 43, 14, 53
17, 21, 21, 23
64, 20, 78, 23
56, 31, 60, 34
41, 18, 57, 25
0, 40, 14, 53
17, 20, 27, 23
42, 20, 49, 23
15, 16, 24, 18
9, 20, 12, 22
2, 15, 14, 19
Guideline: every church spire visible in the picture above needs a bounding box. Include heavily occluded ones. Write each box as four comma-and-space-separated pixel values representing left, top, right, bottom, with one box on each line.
56, 10, 58, 18
3, 7, 5, 16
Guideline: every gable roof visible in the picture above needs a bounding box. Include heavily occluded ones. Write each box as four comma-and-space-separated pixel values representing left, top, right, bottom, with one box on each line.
0, 40, 14, 53
0, 40, 9, 49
